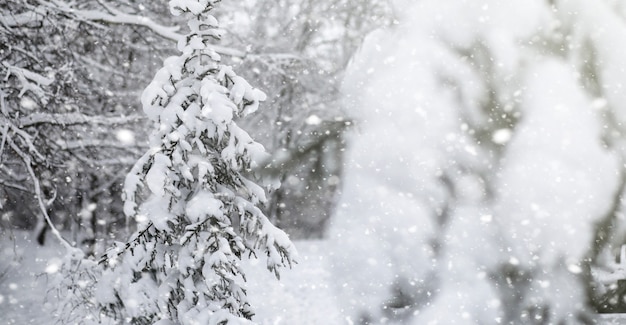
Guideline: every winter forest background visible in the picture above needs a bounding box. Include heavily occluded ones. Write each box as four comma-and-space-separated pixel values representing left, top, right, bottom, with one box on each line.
4, 0, 626, 324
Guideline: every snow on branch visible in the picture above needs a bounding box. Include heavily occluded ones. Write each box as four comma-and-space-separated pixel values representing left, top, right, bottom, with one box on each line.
0, 6, 48, 27
2, 63, 54, 87
0, 115, 46, 163
2, 62, 54, 102
3, 1, 308, 61
55, 139, 142, 151
33, 0, 248, 58
17, 112, 144, 127
67, 5, 182, 42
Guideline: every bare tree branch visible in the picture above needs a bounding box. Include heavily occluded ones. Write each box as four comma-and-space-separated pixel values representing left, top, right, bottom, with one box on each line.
18, 112, 144, 127
5, 135, 73, 250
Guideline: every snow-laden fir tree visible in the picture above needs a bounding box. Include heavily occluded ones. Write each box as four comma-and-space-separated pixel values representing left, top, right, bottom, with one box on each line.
95, 1, 297, 324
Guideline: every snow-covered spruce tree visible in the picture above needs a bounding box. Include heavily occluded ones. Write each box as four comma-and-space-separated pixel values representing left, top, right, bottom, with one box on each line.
96, 1, 297, 324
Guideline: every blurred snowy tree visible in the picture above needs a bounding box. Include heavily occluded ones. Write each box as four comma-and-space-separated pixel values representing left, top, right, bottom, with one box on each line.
330, 0, 626, 323
62, 1, 298, 323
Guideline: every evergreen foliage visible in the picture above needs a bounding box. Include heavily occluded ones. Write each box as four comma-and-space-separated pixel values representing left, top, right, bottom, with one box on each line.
95, 1, 297, 323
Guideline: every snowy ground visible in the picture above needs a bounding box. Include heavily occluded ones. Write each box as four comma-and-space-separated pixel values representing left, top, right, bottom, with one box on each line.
3, 230, 626, 324
0, 230, 342, 325
244, 241, 342, 325
0, 230, 58, 325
